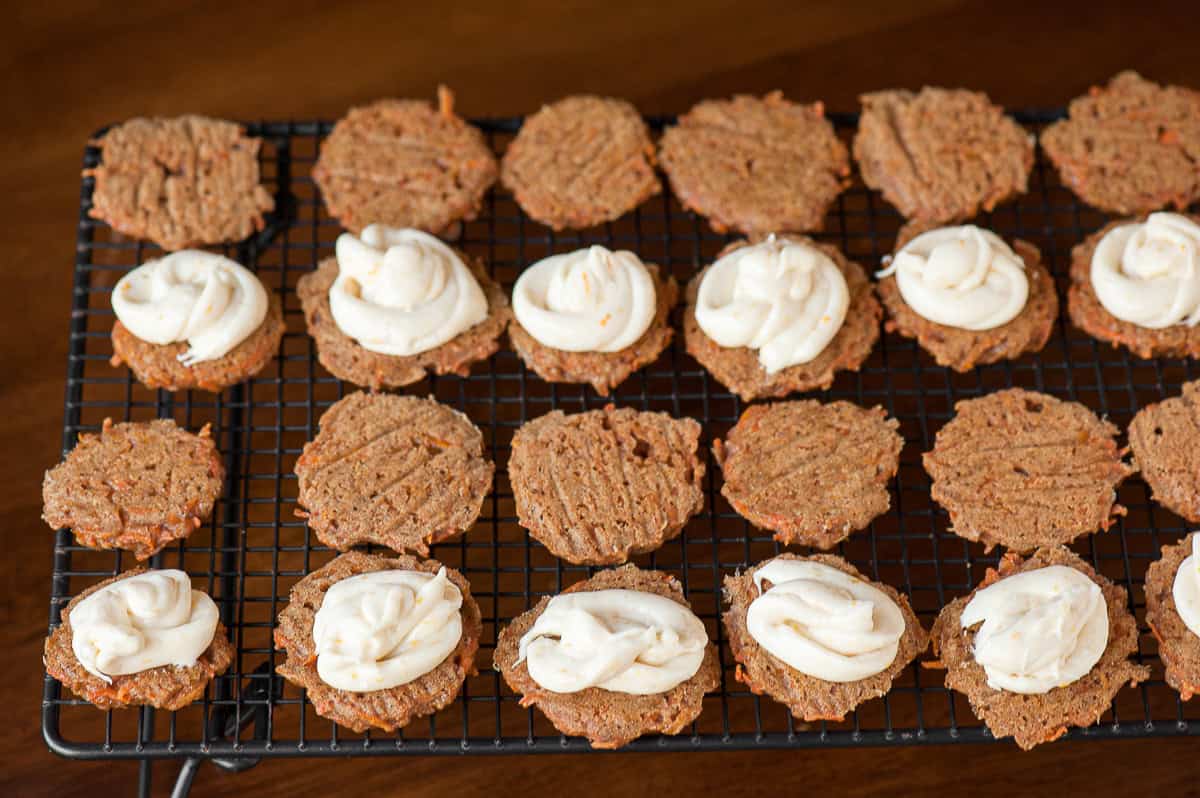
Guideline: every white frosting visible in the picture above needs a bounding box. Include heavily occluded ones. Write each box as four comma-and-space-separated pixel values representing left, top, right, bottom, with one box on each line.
746, 559, 905, 682
112, 251, 268, 365
1172, 535, 1200, 638
311, 568, 463, 693
877, 225, 1028, 330
693, 235, 850, 374
511, 245, 656, 352
961, 565, 1108, 695
69, 570, 219, 682
1091, 213, 1200, 329
516, 589, 707, 695
330, 225, 488, 356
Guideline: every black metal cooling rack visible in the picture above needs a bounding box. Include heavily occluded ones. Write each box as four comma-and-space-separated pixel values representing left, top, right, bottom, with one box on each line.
43, 112, 1200, 796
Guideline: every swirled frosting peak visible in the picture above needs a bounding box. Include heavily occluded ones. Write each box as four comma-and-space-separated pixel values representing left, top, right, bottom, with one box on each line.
1091, 212, 1200, 329
112, 250, 268, 365
746, 559, 905, 682
69, 570, 219, 682
330, 225, 488, 356
516, 588, 708, 695
877, 225, 1028, 330
511, 245, 656, 352
694, 235, 850, 373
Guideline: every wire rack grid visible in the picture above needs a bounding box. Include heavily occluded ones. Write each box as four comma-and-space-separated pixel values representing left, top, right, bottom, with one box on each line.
42, 112, 1200, 764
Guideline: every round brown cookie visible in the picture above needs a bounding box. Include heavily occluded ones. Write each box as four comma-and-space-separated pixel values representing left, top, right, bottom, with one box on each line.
682, 236, 881, 402
44, 568, 234, 710
876, 237, 1058, 372
494, 564, 720, 749
86, 115, 274, 251
501, 95, 660, 230
1041, 71, 1200, 215
313, 87, 498, 235
1145, 533, 1200, 700
1068, 216, 1200, 359
274, 551, 481, 733
297, 254, 509, 390
852, 87, 1034, 225
1129, 381, 1200, 522
508, 405, 704, 565
923, 389, 1131, 552
713, 401, 902, 548
42, 419, 224, 560
294, 392, 493, 554
722, 553, 927, 722
658, 91, 850, 235
110, 294, 285, 393
507, 263, 677, 395
931, 546, 1149, 750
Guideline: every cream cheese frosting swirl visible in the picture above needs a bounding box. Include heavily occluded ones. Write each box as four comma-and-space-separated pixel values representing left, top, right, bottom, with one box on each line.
69, 570, 219, 682
511, 245, 656, 352
1172, 535, 1200, 638
1090, 212, 1200, 329
330, 225, 488, 356
516, 589, 708, 695
694, 235, 850, 373
877, 225, 1028, 330
311, 568, 463, 693
961, 565, 1108, 695
746, 559, 905, 682
112, 250, 268, 365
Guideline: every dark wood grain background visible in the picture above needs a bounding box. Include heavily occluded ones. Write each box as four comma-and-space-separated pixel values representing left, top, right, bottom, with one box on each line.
5, 1, 1200, 795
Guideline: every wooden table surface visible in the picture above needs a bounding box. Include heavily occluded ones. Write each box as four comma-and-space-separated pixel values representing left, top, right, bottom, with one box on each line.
5, 1, 1199, 795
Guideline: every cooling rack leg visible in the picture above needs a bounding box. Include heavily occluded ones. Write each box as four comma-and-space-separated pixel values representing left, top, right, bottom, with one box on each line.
168, 759, 201, 798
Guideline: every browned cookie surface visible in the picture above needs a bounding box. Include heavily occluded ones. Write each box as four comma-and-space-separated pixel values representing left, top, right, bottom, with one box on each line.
87, 115, 274, 251
722, 554, 927, 721
509, 406, 704, 565
494, 565, 720, 749
877, 238, 1058, 371
295, 392, 492, 554
1068, 216, 1200, 359
1041, 72, 1200, 215
1129, 381, 1200, 522
932, 547, 1149, 750
1145, 533, 1200, 700
501, 95, 660, 229
658, 91, 850, 235
714, 401, 902, 548
297, 254, 509, 390
44, 569, 234, 710
508, 263, 677, 395
42, 419, 224, 560
853, 87, 1033, 224
682, 236, 881, 401
923, 389, 1130, 552
274, 551, 481, 733
110, 293, 285, 393
313, 89, 497, 235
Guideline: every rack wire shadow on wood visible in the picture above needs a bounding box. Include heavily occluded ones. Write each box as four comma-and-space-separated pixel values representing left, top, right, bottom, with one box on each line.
43, 113, 1200, 790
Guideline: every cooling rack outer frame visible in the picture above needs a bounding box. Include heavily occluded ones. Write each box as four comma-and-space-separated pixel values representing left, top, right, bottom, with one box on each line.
42, 111, 1200, 761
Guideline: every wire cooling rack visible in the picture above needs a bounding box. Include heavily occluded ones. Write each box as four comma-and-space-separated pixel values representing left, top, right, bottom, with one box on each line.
44, 112, 1200, 782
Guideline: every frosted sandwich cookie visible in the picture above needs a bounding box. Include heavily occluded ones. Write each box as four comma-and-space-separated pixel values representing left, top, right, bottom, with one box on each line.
109, 250, 285, 392
683, 234, 881, 401
875, 225, 1058, 371
44, 569, 233, 710
1146, 532, 1200, 700
1067, 213, 1200, 359
274, 552, 482, 732
722, 554, 927, 721
932, 547, 1149, 750
508, 245, 677, 395
494, 565, 720, 749
297, 225, 509, 389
